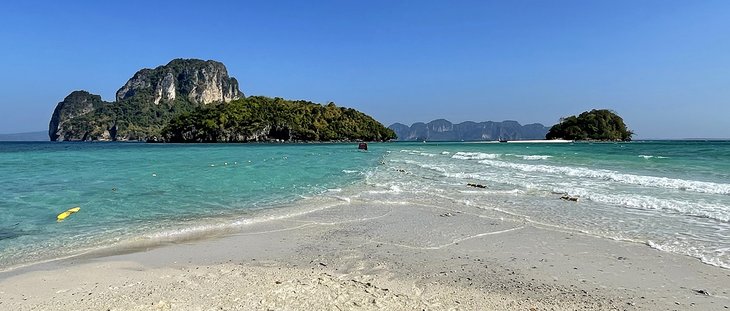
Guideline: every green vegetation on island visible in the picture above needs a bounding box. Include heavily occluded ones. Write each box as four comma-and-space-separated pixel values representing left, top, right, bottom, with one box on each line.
49, 90, 203, 141
49, 59, 394, 142
546, 109, 633, 141
164, 96, 396, 142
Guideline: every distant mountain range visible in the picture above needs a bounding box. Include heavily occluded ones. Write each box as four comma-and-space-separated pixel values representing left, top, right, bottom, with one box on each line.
0, 131, 48, 141
388, 119, 550, 141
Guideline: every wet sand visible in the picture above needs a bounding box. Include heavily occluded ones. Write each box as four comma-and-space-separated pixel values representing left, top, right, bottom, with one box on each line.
1, 201, 728, 310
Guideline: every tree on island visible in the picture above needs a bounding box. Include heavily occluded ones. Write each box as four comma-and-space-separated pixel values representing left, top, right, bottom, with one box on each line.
163, 96, 397, 142
546, 109, 633, 141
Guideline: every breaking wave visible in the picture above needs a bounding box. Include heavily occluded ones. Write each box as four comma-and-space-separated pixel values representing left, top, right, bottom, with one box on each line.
476, 159, 730, 195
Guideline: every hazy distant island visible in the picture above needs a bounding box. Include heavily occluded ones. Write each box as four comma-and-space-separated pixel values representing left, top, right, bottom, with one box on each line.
389, 109, 632, 142
546, 109, 633, 141
388, 119, 550, 141
49, 59, 395, 142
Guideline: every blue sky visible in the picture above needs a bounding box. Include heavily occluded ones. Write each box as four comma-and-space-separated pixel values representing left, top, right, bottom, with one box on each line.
0, 0, 728, 138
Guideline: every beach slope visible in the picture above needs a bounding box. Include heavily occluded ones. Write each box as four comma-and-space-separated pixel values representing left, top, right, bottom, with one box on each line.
1, 201, 728, 310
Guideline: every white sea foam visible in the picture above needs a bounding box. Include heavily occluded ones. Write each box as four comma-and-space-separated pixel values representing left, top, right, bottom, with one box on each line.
647, 240, 729, 269
388, 159, 448, 174
342, 170, 359, 174
332, 196, 351, 203
519, 155, 552, 160
416, 163, 447, 173
386, 144, 730, 271
444, 172, 487, 180
639, 155, 669, 159
477, 159, 730, 195
363, 182, 406, 195
451, 152, 500, 160
144, 199, 349, 242
505, 154, 552, 160
398, 149, 436, 157
459, 189, 525, 195
564, 189, 730, 223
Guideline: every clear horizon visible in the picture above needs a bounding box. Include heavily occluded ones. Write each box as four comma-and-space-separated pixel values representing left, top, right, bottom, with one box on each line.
1, 0, 729, 139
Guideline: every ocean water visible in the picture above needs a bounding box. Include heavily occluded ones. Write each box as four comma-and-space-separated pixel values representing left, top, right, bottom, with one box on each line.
1, 141, 729, 270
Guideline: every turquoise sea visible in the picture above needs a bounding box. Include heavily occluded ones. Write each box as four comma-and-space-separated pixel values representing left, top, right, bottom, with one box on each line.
1, 141, 729, 270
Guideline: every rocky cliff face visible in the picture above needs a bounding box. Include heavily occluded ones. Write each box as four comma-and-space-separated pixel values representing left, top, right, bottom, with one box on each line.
388, 119, 549, 141
115, 59, 243, 105
48, 91, 111, 141
49, 59, 244, 141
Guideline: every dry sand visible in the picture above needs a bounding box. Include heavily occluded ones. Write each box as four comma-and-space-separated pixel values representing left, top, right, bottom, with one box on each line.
1, 200, 728, 310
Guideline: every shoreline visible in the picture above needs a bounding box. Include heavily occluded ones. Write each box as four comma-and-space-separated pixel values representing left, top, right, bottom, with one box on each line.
0, 194, 352, 274
1, 198, 728, 310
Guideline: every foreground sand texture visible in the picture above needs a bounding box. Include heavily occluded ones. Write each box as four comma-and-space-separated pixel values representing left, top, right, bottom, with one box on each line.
1, 201, 728, 310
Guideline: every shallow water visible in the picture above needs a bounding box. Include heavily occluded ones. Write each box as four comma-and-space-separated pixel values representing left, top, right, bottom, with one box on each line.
1, 140, 729, 270
0, 142, 382, 268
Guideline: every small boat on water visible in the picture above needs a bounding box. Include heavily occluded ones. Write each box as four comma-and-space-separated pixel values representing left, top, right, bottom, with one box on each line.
358, 142, 368, 151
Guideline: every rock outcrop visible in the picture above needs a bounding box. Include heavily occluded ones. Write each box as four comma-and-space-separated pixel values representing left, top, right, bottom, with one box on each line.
388, 119, 549, 141
49, 59, 244, 141
115, 59, 243, 105
48, 91, 111, 141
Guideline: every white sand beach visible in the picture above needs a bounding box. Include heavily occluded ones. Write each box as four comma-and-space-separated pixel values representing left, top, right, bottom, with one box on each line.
1, 200, 728, 310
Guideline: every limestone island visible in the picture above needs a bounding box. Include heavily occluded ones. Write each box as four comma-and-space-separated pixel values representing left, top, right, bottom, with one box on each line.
48, 59, 396, 142
546, 109, 633, 141
388, 119, 550, 141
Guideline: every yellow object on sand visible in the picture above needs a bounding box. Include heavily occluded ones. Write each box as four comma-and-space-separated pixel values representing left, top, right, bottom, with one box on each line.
57, 207, 80, 222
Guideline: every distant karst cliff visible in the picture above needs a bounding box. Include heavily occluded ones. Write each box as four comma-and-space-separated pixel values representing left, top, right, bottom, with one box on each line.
49, 59, 394, 142
49, 59, 243, 141
115, 59, 243, 105
388, 119, 549, 141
